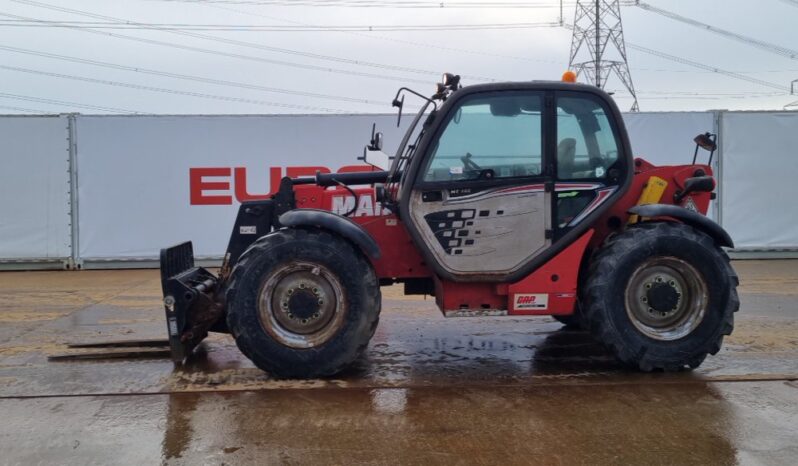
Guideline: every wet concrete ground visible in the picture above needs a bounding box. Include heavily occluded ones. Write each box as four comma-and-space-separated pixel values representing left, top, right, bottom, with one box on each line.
0, 260, 797, 464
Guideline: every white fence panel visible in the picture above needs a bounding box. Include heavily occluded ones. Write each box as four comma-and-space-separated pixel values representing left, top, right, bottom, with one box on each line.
0, 115, 71, 262
623, 112, 716, 165
0, 110, 783, 265
76, 114, 404, 261
721, 112, 798, 250
623, 112, 718, 220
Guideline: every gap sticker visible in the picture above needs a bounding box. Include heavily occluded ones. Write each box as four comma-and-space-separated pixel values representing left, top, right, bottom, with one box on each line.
514, 293, 549, 310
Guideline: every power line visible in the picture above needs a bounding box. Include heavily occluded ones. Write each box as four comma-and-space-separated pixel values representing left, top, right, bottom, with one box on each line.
202, 2, 567, 65
0, 103, 51, 113
627, 43, 791, 92
636, 90, 785, 96
625, 95, 786, 101
6, 0, 788, 110
627, 96, 784, 101
0, 93, 142, 113
9, 0, 501, 82
171, 0, 798, 77
0, 11, 434, 86
635, 67, 798, 75
610, 89, 788, 100
635, 2, 798, 60
145, 0, 586, 8
0, 18, 564, 31
560, 22, 792, 93
0, 44, 390, 107
0, 64, 360, 112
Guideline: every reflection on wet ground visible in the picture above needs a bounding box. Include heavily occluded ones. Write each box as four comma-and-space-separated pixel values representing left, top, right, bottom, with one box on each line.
3, 381, 797, 465
1, 261, 797, 464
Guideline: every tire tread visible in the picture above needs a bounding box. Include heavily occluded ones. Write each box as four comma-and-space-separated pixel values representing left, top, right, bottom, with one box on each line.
582, 221, 738, 372
224, 228, 381, 378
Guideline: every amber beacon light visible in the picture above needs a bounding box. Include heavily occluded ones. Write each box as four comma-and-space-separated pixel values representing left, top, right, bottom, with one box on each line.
561, 70, 577, 83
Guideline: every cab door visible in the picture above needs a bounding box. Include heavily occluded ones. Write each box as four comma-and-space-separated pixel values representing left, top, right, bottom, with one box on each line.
406, 91, 551, 279
553, 91, 627, 238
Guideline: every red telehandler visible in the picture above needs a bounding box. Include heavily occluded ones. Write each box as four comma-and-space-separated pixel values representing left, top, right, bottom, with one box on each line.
160, 73, 738, 378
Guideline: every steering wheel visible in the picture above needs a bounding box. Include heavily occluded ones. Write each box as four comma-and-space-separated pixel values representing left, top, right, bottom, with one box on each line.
459, 152, 495, 179
460, 152, 482, 171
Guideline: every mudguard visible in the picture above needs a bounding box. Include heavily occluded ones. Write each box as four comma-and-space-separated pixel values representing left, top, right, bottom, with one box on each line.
278, 209, 381, 259
628, 204, 734, 248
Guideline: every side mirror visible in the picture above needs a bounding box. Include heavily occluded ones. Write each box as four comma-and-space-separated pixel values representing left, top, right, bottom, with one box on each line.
369, 131, 384, 152
361, 150, 392, 171
359, 124, 391, 170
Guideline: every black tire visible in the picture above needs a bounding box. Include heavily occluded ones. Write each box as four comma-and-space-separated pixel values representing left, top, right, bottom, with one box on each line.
583, 222, 739, 371
225, 228, 381, 378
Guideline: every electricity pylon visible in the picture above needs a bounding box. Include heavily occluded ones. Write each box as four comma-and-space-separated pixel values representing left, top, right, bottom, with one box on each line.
569, 0, 639, 111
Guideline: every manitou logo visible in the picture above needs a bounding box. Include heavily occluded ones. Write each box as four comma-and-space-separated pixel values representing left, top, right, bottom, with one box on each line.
189, 165, 372, 205
514, 293, 549, 310
330, 194, 388, 217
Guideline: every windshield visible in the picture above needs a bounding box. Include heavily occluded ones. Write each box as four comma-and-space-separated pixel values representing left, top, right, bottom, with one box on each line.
422, 92, 543, 182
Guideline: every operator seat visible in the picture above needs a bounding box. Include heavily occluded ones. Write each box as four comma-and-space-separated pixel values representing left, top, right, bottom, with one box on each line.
557, 138, 576, 179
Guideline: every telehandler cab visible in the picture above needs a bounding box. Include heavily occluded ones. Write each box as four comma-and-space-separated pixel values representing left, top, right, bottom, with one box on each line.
160, 73, 738, 378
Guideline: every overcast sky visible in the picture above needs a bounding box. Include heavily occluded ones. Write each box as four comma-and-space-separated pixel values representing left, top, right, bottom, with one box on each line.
1, 0, 797, 115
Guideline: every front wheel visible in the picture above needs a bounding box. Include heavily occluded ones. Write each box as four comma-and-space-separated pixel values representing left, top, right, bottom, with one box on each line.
582, 222, 739, 371
225, 228, 381, 378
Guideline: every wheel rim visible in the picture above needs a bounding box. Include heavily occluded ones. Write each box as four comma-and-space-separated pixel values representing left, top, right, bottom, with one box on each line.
624, 256, 708, 341
258, 261, 346, 348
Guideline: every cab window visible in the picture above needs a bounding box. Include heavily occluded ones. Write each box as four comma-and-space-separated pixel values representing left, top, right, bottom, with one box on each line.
423, 92, 543, 182
556, 94, 620, 180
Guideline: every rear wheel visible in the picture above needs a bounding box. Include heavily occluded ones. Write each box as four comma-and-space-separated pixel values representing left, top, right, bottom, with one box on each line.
583, 222, 739, 371
225, 228, 380, 378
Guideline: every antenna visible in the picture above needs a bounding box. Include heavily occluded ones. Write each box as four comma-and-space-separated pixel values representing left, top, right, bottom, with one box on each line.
569, 0, 639, 111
